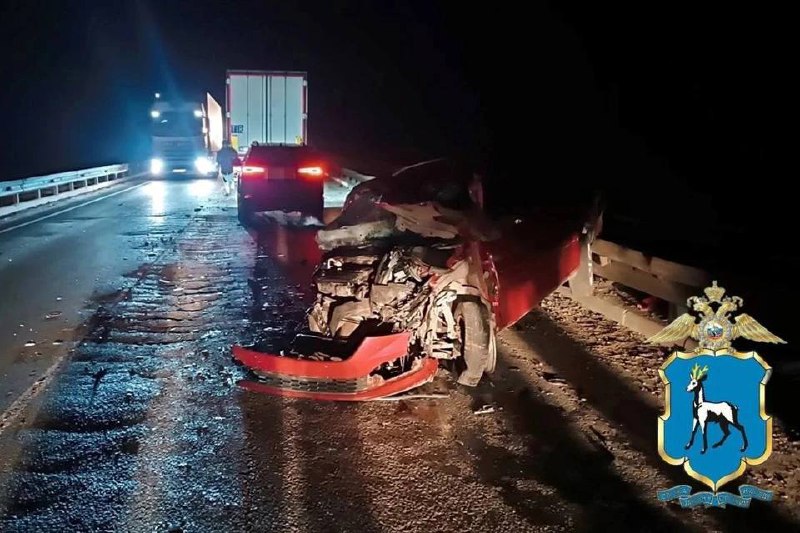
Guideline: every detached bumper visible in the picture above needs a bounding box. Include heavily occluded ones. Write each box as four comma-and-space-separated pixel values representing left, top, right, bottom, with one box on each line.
232, 332, 439, 401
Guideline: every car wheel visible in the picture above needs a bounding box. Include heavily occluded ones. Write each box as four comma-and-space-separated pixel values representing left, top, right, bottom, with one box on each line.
238, 197, 254, 226
453, 299, 493, 386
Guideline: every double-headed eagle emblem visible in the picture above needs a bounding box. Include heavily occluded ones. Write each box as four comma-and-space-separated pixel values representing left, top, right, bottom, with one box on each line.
648, 281, 785, 351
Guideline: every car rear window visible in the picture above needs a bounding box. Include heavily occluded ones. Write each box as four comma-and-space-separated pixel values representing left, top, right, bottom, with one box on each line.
246, 146, 315, 166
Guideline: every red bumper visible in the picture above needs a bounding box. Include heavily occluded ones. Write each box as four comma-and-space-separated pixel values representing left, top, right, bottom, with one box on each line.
232, 332, 439, 401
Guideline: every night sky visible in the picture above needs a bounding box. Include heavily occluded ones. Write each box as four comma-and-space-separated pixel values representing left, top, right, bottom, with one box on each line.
0, 1, 788, 215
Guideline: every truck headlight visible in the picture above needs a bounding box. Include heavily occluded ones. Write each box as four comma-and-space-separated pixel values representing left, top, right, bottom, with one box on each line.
194, 156, 215, 175
150, 158, 164, 175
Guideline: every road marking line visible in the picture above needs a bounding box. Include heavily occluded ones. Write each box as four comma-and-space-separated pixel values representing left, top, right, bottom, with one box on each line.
0, 181, 150, 235
0, 348, 71, 434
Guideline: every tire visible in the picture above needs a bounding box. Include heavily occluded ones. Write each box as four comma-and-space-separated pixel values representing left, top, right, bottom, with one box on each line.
453, 300, 494, 386
238, 197, 254, 226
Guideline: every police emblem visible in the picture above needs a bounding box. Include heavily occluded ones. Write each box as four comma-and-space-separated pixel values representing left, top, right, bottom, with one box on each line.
648, 281, 785, 508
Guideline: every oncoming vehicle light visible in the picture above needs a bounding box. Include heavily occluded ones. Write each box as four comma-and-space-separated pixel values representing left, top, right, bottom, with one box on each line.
150, 110, 161, 118
297, 166, 324, 177
150, 158, 165, 175
194, 156, 216, 175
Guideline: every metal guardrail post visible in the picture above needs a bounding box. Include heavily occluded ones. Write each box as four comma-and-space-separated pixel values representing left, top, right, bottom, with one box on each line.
569, 234, 594, 298
668, 301, 689, 321
561, 237, 711, 342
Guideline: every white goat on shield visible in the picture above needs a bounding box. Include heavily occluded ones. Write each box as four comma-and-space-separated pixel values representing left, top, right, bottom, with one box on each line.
685, 363, 748, 454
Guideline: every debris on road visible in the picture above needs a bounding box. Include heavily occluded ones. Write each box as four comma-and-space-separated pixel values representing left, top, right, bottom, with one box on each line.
542, 371, 567, 385
374, 392, 450, 401
258, 210, 324, 227
92, 367, 108, 392
473, 404, 497, 415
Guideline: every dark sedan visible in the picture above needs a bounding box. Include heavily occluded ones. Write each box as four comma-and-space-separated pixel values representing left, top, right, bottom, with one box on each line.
237, 144, 327, 224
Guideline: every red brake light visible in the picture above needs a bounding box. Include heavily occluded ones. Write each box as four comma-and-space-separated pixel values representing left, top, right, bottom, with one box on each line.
297, 166, 324, 178
242, 166, 265, 176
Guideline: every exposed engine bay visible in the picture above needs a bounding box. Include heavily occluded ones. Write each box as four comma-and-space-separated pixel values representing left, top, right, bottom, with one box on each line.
309, 241, 480, 353
279, 196, 499, 388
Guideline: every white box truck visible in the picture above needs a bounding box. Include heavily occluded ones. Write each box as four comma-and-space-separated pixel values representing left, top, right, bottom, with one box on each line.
226, 70, 308, 154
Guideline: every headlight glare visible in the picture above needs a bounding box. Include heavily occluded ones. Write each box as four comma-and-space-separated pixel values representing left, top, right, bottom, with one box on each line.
150, 158, 164, 175
194, 156, 215, 174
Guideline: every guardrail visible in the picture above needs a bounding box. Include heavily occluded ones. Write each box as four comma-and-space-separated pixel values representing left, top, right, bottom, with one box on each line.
561, 237, 711, 343
0, 164, 130, 219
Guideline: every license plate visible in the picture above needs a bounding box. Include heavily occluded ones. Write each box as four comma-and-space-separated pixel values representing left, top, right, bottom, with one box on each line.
267, 167, 291, 180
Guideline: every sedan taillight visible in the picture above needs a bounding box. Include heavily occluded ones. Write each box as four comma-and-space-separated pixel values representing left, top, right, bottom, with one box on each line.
242, 166, 265, 176
297, 166, 324, 178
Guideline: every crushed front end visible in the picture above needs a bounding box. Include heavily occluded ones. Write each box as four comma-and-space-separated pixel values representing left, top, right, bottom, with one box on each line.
233, 229, 489, 400
232, 158, 601, 400
232, 203, 497, 399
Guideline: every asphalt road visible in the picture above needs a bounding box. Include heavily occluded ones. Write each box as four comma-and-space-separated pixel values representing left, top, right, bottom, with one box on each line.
0, 178, 798, 532
0, 180, 164, 414
0, 177, 348, 415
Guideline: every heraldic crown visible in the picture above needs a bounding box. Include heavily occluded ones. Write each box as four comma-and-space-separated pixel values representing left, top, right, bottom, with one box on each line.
647, 281, 785, 351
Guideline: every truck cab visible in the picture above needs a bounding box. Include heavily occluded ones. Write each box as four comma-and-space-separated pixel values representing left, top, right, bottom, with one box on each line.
149, 99, 216, 177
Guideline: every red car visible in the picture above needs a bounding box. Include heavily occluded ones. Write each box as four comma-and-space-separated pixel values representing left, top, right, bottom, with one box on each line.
233, 159, 603, 400
237, 144, 327, 224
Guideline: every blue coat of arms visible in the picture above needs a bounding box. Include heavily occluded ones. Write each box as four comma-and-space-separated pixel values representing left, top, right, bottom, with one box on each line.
649, 282, 784, 508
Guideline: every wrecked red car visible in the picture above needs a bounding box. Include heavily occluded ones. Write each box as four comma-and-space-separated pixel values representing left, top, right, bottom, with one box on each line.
233, 158, 603, 400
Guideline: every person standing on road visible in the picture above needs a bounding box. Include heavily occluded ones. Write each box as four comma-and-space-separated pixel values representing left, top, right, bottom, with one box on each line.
216, 140, 241, 196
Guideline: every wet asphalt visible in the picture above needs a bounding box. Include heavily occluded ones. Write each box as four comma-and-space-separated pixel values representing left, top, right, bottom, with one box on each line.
0, 180, 155, 413
0, 178, 572, 532
1, 178, 795, 532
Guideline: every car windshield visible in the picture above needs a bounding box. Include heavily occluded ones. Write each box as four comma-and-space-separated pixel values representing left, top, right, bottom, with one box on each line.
151, 112, 202, 138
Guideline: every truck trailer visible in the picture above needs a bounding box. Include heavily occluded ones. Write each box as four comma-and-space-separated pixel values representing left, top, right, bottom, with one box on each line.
226, 70, 308, 153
